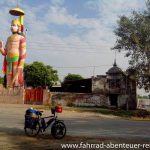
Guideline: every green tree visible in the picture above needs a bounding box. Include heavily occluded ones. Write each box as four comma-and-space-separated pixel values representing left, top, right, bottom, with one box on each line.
62, 73, 84, 92
0, 75, 6, 88
64, 73, 84, 81
0, 76, 3, 84
113, 0, 150, 91
24, 61, 59, 88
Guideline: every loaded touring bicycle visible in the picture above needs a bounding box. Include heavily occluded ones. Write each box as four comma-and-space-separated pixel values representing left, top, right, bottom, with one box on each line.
24, 106, 66, 139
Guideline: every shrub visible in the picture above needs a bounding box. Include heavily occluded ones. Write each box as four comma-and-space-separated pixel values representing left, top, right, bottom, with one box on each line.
66, 101, 74, 107
134, 109, 150, 118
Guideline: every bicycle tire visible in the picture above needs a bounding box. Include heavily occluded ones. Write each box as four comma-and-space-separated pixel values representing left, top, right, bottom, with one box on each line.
24, 121, 40, 137
51, 121, 66, 139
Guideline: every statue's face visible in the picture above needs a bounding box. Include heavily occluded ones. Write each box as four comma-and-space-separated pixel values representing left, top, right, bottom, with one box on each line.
10, 24, 19, 33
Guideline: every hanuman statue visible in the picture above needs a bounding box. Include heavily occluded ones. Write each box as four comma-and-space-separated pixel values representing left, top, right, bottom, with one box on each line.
0, 8, 26, 88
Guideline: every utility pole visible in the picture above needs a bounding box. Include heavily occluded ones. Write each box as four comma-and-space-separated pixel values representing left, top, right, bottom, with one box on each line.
126, 75, 129, 111
93, 66, 95, 77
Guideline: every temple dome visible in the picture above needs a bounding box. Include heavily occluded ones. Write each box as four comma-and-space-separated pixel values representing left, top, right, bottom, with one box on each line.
106, 60, 123, 74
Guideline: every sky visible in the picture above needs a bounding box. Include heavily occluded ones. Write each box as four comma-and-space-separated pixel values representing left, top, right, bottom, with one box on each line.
0, 0, 148, 95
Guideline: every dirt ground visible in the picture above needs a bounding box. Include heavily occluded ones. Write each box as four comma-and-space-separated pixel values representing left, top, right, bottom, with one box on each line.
0, 104, 149, 150
0, 132, 149, 150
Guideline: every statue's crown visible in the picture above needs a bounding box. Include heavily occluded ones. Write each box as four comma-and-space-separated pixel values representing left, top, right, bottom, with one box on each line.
11, 18, 21, 26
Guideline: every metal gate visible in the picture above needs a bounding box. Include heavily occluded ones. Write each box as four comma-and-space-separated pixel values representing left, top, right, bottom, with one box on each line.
24, 87, 43, 105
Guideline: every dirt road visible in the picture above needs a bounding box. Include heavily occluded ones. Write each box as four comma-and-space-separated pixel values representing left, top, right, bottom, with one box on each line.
0, 104, 149, 150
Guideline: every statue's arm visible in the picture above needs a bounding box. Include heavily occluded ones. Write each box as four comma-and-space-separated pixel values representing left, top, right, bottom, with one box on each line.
0, 41, 6, 56
18, 37, 26, 69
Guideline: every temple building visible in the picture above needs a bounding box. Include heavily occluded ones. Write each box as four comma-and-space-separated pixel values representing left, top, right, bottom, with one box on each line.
51, 61, 137, 109
92, 61, 137, 109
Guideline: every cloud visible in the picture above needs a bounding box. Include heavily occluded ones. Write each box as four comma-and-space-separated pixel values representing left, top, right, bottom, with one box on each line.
0, 0, 16, 6
22, 1, 130, 77
0, 0, 147, 81
45, 5, 101, 30
51, 0, 64, 6
86, 0, 146, 26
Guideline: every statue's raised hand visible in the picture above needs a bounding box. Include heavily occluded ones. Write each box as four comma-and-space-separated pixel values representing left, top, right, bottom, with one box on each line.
0, 41, 3, 49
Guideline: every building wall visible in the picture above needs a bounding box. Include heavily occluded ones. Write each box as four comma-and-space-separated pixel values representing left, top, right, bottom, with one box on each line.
91, 75, 137, 109
51, 92, 109, 107
43, 89, 51, 105
92, 75, 106, 94
137, 99, 150, 109
0, 86, 24, 104
51, 92, 136, 109
118, 95, 128, 108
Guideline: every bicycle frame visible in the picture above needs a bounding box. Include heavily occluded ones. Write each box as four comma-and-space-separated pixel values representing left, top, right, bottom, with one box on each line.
40, 113, 63, 132
41, 116, 56, 131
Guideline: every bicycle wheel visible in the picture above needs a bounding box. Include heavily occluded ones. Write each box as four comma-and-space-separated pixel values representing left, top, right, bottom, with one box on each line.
51, 121, 66, 139
24, 120, 40, 137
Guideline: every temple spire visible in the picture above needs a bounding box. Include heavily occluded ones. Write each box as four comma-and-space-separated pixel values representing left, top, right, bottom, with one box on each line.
113, 59, 117, 67
113, 50, 117, 67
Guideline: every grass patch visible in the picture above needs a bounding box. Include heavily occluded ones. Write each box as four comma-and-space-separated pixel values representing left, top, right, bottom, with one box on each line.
65, 107, 135, 117
32, 104, 150, 120
130, 117, 150, 121
65, 106, 150, 119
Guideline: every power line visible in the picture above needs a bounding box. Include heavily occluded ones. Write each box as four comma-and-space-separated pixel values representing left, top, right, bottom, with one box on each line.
28, 41, 116, 49
29, 43, 110, 50
26, 41, 126, 54
28, 48, 116, 54
28, 44, 116, 51
27, 36, 115, 43
53, 65, 112, 68
27, 45, 126, 54
27, 40, 112, 46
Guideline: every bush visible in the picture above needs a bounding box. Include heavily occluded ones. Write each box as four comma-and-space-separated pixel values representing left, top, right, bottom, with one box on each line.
66, 101, 74, 107
134, 109, 150, 118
